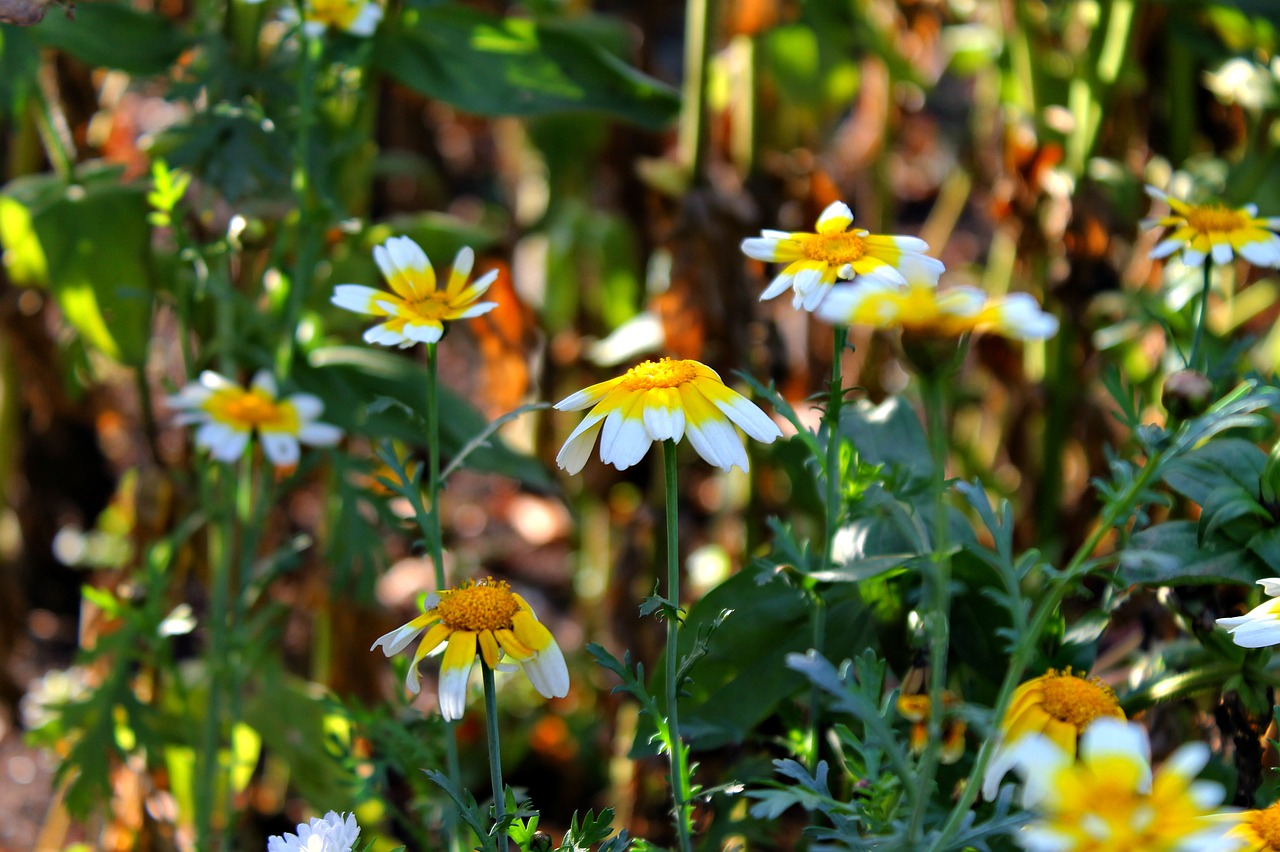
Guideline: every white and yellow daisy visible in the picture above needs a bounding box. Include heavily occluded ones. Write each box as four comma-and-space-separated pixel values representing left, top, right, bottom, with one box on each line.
267, 811, 361, 852
1216, 578, 1280, 648
816, 280, 1059, 340
1227, 798, 1280, 851
553, 358, 782, 475
167, 370, 342, 468
281, 0, 383, 37
1144, 185, 1280, 269
332, 237, 498, 348
740, 201, 945, 311
1000, 718, 1236, 852
371, 578, 569, 721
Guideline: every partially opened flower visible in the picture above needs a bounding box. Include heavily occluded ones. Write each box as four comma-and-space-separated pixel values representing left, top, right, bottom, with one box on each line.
267, 810, 360, 852
332, 237, 498, 348
982, 668, 1124, 799
167, 371, 342, 468
281, 0, 383, 37
1143, 185, 1280, 268
816, 280, 1059, 341
371, 578, 569, 721
1216, 578, 1280, 648
1000, 718, 1235, 851
553, 358, 782, 475
1228, 798, 1280, 851
741, 201, 945, 311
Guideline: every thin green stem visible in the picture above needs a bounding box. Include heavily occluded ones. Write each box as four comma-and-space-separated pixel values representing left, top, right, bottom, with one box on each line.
930, 447, 1167, 850
1188, 262, 1213, 373
196, 462, 237, 851
424, 342, 464, 851
907, 375, 952, 843
481, 663, 506, 833
809, 326, 847, 769
677, 0, 713, 181
662, 440, 694, 852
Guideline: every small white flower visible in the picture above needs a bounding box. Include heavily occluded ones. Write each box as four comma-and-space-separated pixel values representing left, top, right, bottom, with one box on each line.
267, 810, 360, 852
1216, 578, 1280, 648
167, 370, 342, 468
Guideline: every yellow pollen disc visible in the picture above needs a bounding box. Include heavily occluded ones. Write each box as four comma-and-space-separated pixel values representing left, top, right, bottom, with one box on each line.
1185, 204, 1248, 235
1251, 801, 1280, 848
220, 392, 284, 427
309, 0, 362, 27
434, 579, 519, 632
409, 291, 454, 321
621, 358, 698, 391
800, 231, 867, 265
1037, 668, 1121, 731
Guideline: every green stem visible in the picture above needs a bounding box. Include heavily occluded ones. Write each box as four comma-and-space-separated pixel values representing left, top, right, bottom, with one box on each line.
907, 374, 952, 843
481, 663, 506, 832
424, 342, 464, 851
809, 326, 847, 769
662, 440, 694, 852
930, 447, 1167, 850
196, 462, 237, 851
677, 0, 713, 182
1188, 262, 1213, 373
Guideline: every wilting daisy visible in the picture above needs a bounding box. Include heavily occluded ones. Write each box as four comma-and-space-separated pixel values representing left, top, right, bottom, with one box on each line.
1216, 578, 1280, 648
1227, 798, 1280, 851
279, 0, 383, 37
167, 371, 342, 467
983, 668, 1124, 799
332, 237, 498, 348
1143, 185, 1280, 269
741, 201, 945, 311
1001, 718, 1236, 851
817, 280, 1059, 341
267, 810, 360, 852
371, 578, 569, 721
553, 358, 782, 475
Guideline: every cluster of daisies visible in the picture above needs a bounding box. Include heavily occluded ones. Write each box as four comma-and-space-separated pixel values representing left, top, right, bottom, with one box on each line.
170, 185, 1280, 851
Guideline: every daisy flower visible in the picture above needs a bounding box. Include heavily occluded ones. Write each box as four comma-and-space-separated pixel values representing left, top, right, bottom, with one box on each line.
1000, 718, 1237, 852
1216, 578, 1280, 648
332, 237, 498, 348
167, 370, 342, 468
816, 280, 1059, 340
982, 668, 1124, 799
371, 578, 569, 721
1227, 798, 1280, 851
281, 0, 383, 37
740, 200, 945, 311
553, 358, 782, 475
267, 810, 360, 852
1143, 185, 1280, 269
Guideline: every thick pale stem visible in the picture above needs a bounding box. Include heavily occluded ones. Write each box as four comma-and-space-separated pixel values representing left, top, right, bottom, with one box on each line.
482, 663, 505, 832
1188, 262, 1213, 372
662, 440, 694, 852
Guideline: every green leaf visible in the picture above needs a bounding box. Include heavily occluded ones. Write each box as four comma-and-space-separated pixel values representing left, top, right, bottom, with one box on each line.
0, 165, 154, 365
1163, 437, 1267, 506
376, 5, 679, 128
0, 25, 39, 117
1119, 521, 1263, 586
1197, 483, 1272, 544
302, 346, 556, 491
839, 396, 933, 486
34, 4, 192, 76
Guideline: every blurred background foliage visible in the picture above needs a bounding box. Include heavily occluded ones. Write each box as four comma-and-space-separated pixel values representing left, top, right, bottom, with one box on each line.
3, 0, 1280, 848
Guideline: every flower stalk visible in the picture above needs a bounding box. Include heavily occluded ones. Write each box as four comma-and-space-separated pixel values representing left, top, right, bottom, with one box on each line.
663, 439, 694, 852
481, 662, 505, 830
1188, 261, 1213, 373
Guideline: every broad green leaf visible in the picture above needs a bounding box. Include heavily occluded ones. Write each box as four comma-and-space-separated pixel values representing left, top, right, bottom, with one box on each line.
839, 396, 933, 486
1119, 521, 1263, 586
302, 346, 556, 491
0, 24, 38, 117
376, 5, 680, 128
1163, 437, 1267, 506
1247, 527, 1280, 572
1197, 483, 1271, 545
0, 166, 154, 365
34, 4, 192, 76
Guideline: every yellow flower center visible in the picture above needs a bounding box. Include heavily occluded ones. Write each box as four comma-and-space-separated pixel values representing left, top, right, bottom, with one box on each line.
1185, 204, 1248, 235
800, 231, 867, 265
209, 390, 291, 429
409, 291, 454, 322
621, 358, 698, 391
1250, 801, 1280, 848
434, 579, 520, 632
307, 0, 364, 28
1038, 668, 1121, 731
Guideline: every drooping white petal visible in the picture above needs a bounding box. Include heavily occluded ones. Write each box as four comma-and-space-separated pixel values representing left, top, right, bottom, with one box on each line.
1211, 241, 1234, 266
403, 322, 444, 344
522, 642, 570, 699
1149, 237, 1184, 259
260, 432, 301, 468
250, 371, 278, 398
760, 271, 797, 301
740, 236, 787, 262
455, 301, 499, 319
555, 410, 608, 473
